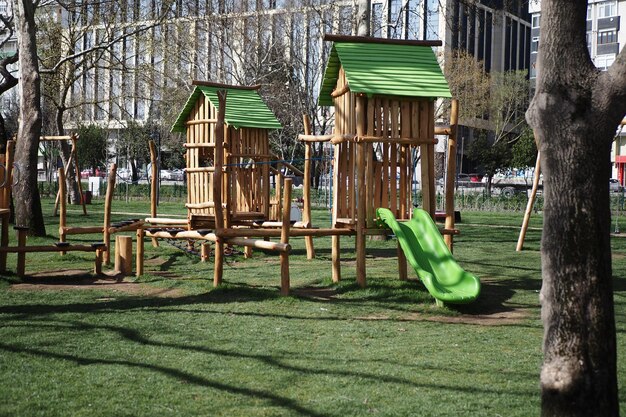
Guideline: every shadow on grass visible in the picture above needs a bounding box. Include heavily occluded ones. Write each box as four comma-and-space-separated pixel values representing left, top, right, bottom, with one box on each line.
0, 318, 539, 402
0, 340, 330, 417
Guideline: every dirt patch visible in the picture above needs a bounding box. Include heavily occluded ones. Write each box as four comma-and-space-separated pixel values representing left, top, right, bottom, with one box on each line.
410, 308, 530, 326
292, 287, 338, 301
352, 309, 530, 326
9, 269, 185, 298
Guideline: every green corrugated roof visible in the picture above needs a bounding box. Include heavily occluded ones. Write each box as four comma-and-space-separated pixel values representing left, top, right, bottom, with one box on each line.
171, 85, 282, 133
318, 42, 451, 106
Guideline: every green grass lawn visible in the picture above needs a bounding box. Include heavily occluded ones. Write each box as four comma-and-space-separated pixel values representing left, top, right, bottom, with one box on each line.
0, 198, 625, 416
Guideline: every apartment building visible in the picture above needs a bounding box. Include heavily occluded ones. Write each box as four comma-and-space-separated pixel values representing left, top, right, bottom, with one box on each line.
56, 0, 529, 130
529, 1, 625, 183
0, 0, 17, 115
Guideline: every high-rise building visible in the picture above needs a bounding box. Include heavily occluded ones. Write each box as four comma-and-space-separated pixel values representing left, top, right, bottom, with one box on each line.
529, 0, 626, 184
0, 0, 17, 115
58, 1, 529, 129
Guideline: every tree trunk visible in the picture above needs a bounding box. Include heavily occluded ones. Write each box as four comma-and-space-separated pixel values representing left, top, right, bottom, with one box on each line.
526, 1, 626, 415
14, 0, 45, 236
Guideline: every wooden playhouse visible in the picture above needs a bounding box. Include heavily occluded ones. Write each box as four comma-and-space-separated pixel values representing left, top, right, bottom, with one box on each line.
169, 81, 286, 230
301, 35, 458, 286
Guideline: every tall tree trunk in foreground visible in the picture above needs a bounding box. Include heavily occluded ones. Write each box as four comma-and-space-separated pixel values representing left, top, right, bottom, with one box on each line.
526, 1, 626, 416
13, 0, 45, 235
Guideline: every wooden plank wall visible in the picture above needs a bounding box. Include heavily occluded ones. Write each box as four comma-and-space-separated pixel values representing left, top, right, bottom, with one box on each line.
332, 69, 357, 225
228, 128, 270, 219
368, 98, 435, 221
186, 95, 216, 220
331, 67, 436, 226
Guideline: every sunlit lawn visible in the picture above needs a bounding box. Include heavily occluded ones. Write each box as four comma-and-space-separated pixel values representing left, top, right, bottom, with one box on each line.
0, 197, 625, 416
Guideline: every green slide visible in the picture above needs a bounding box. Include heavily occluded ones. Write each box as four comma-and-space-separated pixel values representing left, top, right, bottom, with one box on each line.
376, 208, 481, 306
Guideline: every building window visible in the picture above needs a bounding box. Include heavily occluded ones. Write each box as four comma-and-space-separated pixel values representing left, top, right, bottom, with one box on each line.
598, 29, 617, 45
389, 0, 403, 39
587, 32, 592, 51
371, 2, 383, 37
598, 1, 617, 18
530, 36, 539, 54
531, 14, 540, 28
595, 53, 616, 70
0, 2, 6, 14
406, 0, 420, 40
587, 5, 592, 20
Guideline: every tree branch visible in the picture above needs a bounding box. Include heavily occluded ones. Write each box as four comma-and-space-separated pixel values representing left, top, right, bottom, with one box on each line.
0, 52, 19, 94
597, 47, 626, 124
40, 7, 171, 75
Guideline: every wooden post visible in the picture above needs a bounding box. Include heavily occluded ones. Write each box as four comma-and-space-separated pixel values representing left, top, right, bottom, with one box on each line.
244, 244, 253, 259
114, 235, 133, 276
3, 140, 14, 207
15, 227, 27, 277
136, 228, 144, 276
58, 168, 67, 254
72, 135, 87, 215
53, 151, 73, 216
397, 244, 408, 280
280, 178, 292, 295
103, 164, 116, 264
94, 248, 104, 275
201, 243, 211, 262
302, 115, 316, 259
148, 140, 159, 247
331, 236, 341, 282
213, 90, 227, 287
444, 99, 459, 250
355, 95, 367, 288
0, 141, 14, 272
517, 151, 541, 251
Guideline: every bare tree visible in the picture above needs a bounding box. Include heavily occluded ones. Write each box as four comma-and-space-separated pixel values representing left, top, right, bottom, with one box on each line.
0, 11, 18, 149
525, 1, 626, 415
37, 0, 173, 203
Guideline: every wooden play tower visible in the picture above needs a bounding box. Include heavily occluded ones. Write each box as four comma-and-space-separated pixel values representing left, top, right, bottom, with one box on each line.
170, 81, 284, 230
302, 35, 457, 286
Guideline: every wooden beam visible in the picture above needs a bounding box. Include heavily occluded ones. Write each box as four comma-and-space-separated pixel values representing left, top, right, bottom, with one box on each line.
302, 114, 316, 260
323, 34, 442, 47
355, 95, 367, 288
148, 140, 159, 248
444, 99, 459, 250
517, 150, 542, 252
298, 134, 334, 143
192, 80, 261, 90
280, 178, 292, 295
213, 90, 227, 287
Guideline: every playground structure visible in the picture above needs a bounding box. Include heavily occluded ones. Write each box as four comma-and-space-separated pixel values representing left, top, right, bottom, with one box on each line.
136, 35, 470, 303
299, 34, 460, 287
147, 81, 305, 230
139, 88, 296, 293
58, 163, 144, 265
377, 208, 480, 305
0, 141, 106, 277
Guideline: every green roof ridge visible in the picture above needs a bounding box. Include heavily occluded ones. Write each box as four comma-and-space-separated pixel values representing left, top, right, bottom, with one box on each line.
318, 41, 451, 106
171, 85, 282, 133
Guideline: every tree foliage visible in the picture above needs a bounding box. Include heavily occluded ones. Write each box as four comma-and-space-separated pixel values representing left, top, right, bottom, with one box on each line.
76, 124, 108, 174
511, 129, 537, 169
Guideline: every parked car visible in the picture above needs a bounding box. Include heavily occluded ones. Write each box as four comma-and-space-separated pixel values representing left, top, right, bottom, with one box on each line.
117, 168, 131, 180
610, 178, 623, 192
